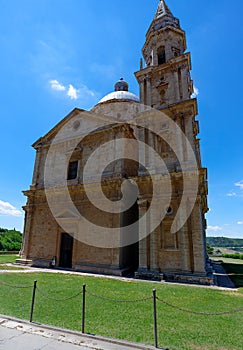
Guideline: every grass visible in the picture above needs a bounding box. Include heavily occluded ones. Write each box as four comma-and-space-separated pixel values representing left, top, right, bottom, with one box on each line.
0, 272, 243, 350
0, 254, 19, 264
0, 254, 23, 270
0, 266, 25, 270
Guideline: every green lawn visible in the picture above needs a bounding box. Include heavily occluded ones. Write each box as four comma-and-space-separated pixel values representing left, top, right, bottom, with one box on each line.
0, 272, 243, 350
0, 254, 19, 264
0, 266, 25, 270
0, 254, 22, 270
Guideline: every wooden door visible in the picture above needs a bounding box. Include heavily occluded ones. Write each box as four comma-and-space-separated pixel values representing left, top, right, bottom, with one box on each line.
59, 233, 73, 268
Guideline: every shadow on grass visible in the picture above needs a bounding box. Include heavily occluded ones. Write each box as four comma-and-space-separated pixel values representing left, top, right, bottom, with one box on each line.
222, 262, 243, 288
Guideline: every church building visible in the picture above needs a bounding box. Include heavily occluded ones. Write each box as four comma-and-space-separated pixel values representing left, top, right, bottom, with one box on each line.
19, 0, 213, 285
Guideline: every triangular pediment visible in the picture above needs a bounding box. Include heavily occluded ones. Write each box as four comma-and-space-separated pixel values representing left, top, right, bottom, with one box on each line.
32, 108, 119, 149
56, 209, 79, 219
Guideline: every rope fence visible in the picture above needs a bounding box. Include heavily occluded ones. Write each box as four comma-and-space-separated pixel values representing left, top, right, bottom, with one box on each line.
0, 279, 242, 348
156, 296, 243, 316
36, 287, 83, 302
86, 289, 153, 303
0, 280, 32, 289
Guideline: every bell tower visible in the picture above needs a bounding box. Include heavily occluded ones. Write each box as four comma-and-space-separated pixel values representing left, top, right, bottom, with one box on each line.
135, 0, 194, 108
134, 0, 211, 284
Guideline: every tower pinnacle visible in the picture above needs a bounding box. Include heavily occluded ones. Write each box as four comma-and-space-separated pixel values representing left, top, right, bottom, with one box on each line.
155, 0, 173, 19
135, 1, 191, 107
150, 0, 180, 31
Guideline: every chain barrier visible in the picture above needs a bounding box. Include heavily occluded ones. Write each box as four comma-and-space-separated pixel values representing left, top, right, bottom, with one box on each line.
86, 289, 153, 303
1, 278, 243, 316
36, 286, 83, 302
156, 296, 243, 316
1, 278, 243, 350
0, 280, 32, 289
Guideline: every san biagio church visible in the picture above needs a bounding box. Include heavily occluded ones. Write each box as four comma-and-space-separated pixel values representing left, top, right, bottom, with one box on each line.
19, 1, 213, 285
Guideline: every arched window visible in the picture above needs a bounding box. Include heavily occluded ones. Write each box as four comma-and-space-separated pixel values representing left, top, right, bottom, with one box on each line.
157, 46, 166, 65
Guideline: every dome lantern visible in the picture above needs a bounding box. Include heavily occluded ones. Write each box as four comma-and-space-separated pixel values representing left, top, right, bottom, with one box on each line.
114, 78, 129, 92
97, 78, 139, 104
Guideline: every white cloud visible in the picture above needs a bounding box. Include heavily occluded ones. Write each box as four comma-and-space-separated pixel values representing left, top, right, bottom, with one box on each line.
49, 79, 97, 102
237, 221, 243, 225
207, 225, 222, 232
235, 180, 243, 190
0, 200, 22, 217
79, 84, 95, 97
191, 86, 199, 98
49, 79, 66, 91
67, 84, 79, 100
227, 192, 237, 197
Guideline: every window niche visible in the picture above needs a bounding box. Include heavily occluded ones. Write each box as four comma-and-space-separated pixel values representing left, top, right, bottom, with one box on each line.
160, 222, 179, 251
67, 160, 78, 180
172, 47, 180, 58
157, 46, 166, 65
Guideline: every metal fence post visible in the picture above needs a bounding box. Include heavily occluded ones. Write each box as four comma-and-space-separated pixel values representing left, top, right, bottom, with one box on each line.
30, 280, 37, 322
82, 284, 86, 333
153, 289, 158, 348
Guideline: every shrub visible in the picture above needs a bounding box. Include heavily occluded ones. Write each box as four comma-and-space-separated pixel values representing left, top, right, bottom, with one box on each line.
0, 229, 22, 252
222, 253, 243, 260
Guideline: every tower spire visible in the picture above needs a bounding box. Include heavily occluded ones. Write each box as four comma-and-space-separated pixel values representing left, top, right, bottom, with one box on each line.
155, 0, 173, 19
150, 0, 180, 31
135, 0, 190, 108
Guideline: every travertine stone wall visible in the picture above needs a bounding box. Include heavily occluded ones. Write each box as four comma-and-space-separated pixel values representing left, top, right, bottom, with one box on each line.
20, 1, 211, 284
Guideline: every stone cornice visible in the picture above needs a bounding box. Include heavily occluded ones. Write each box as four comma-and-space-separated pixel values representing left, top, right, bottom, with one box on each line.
144, 25, 186, 52
135, 52, 191, 81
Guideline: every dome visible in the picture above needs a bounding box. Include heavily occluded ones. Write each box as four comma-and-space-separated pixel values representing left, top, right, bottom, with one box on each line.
97, 78, 140, 104
98, 90, 140, 104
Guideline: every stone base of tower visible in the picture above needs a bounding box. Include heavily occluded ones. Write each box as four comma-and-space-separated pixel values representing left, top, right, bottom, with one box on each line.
15, 258, 33, 266
135, 269, 164, 281
135, 269, 214, 286
164, 272, 214, 286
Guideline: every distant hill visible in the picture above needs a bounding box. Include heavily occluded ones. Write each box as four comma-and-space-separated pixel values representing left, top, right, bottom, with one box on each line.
0, 228, 22, 251
207, 236, 243, 248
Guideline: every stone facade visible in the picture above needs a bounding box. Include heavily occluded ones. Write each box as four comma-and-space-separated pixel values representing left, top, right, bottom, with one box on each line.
19, 1, 213, 285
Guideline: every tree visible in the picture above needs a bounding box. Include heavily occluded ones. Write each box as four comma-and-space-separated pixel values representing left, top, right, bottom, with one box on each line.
0, 229, 22, 251
206, 243, 214, 255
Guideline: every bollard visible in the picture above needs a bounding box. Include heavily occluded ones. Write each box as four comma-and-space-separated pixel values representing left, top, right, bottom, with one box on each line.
82, 284, 86, 333
153, 289, 158, 348
30, 280, 37, 322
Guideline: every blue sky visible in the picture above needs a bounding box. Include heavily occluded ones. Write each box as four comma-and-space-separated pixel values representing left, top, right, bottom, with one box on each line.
0, 0, 243, 238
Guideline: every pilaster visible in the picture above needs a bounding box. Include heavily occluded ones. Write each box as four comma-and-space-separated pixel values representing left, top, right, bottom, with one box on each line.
137, 199, 148, 271
19, 201, 34, 261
